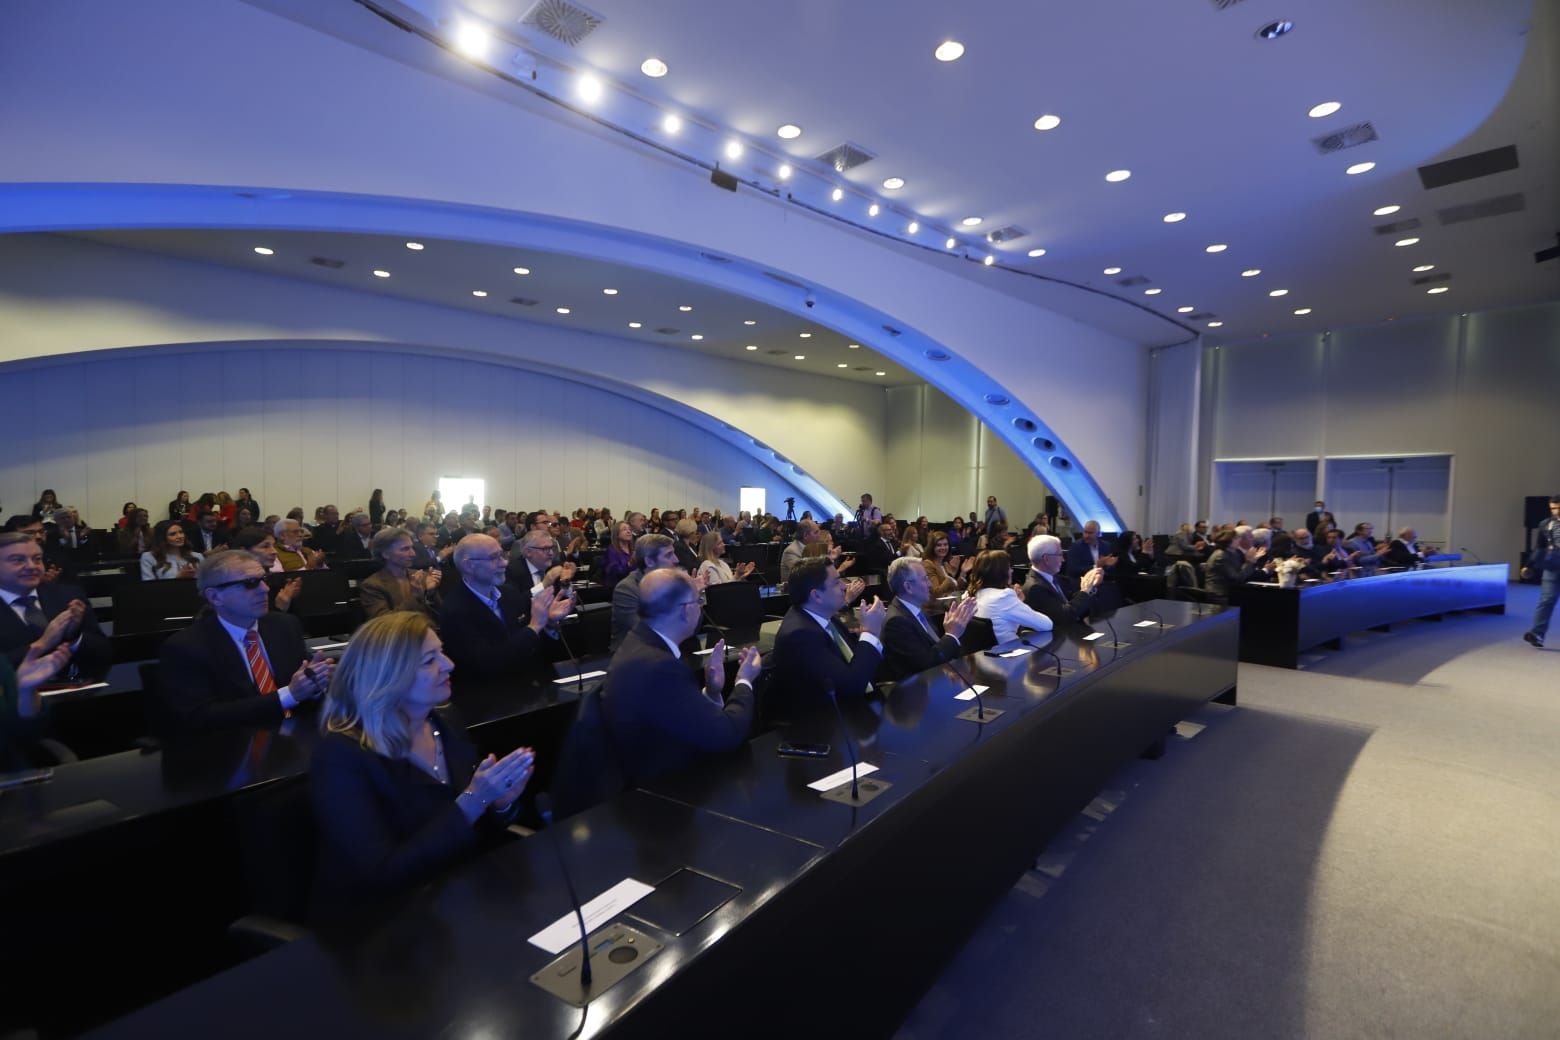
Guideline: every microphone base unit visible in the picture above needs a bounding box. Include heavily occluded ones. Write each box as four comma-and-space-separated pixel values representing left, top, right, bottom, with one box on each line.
530, 923, 664, 1007
819, 777, 893, 806
955, 706, 1006, 723
1103, 641, 1134, 651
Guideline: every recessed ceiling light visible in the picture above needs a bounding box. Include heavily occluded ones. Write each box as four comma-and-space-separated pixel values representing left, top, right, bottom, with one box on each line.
556, 307, 571, 314
1163, 212, 1187, 223
512, 266, 530, 275
662, 114, 682, 134
577, 74, 603, 104
405, 242, 424, 251
1294, 308, 1313, 315
743, 319, 757, 325
690, 334, 703, 340
1242, 269, 1262, 277
837, 363, 848, 368
1205, 244, 1227, 253
602, 288, 618, 295
372, 269, 390, 278
778, 163, 792, 180
471, 290, 488, 297
945, 237, 957, 249
794, 354, 806, 361
1257, 20, 1295, 40
961, 216, 982, 226
934, 40, 965, 62
831, 187, 844, 202
907, 221, 920, 234
628, 322, 642, 328
799, 332, 811, 338
1308, 101, 1341, 119
982, 255, 995, 266
252, 246, 274, 255
1394, 237, 1420, 247
1208, 321, 1224, 328
745, 345, 758, 351
453, 22, 491, 60
883, 177, 905, 190
1412, 264, 1435, 273
1033, 114, 1062, 131
640, 57, 668, 78
1177, 306, 1195, 314
1373, 204, 1401, 216
1144, 288, 1162, 295
1105, 169, 1132, 183
868, 203, 880, 217
678, 305, 693, 312
1103, 266, 1122, 275
848, 343, 860, 349
1427, 286, 1450, 294
875, 371, 886, 376
1346, 161, 1376, 175
776, 124, 801, 140
1027, 248, 1047, 258
1268, 289, 1289, 297
723, 140, 743, 160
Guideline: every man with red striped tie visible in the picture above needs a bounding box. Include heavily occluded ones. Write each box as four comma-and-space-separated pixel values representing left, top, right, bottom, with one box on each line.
158, 550, 334, 734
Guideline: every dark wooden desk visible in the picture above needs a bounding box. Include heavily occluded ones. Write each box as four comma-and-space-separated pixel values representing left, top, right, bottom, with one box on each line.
1229, 563, 1507, 668
81, 602, 1239, 1039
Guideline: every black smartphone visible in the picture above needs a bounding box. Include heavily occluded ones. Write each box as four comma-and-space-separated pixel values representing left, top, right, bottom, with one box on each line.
777, 741, 831, 758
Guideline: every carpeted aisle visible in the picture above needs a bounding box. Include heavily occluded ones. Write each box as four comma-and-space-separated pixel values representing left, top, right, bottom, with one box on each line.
897, 583, 1559, 1040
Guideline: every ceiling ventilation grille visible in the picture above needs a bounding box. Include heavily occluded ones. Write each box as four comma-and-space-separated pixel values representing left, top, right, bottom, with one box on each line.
763, 270, 808, 290
654, 327, 679, 335
519, 0, 604, 46
509, 296, 540, 306
1411, 272, 1453, 286
1189, 312, 1217, 321
815, 141, 876, 172
309, 256, 346, 269
1437, 193, 1525, 225
985, 225, 1028, 244
1418, 144, 1519, 189
1372, 218, 1422, 236
1311, 121, 1378, 154
1207, 0, 1251, 9
1117, 275, 1151, 287
699, 251, 734, 265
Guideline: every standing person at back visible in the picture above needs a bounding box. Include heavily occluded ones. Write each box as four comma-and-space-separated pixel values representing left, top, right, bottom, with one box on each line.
1522, 495, 1560, 648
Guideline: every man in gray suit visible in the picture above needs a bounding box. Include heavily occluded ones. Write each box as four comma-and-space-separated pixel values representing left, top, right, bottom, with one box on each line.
877, 558, 977, 682
609, 533, 682, 652
780, 519, 822, 582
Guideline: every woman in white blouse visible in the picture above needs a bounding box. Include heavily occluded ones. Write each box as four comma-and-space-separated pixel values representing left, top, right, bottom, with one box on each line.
964, 549, 1053, 643
695, 530, 755, 586
140, 519, 203, 580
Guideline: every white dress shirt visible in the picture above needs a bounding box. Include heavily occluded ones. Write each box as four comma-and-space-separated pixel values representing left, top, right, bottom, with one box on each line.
971, 587, 1054, 644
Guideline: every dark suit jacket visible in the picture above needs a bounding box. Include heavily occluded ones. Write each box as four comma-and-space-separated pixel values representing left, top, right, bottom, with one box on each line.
674, 540, 700, 574
856, 537, 900, 579
1204, 548, 1264, 602
601, 623, 755, 784
877, 600, 963, 682
1023, 570, 1095, 624
182, 522, 232, 556
1064, 539, 1110, 578
1305, 511, 1323, 534
0, 582, 112, 680
309, 710, 508, 925
1382, 539, 1424, 568
438, 579, 549, 688
157, 611, 308, 733
768, 606, 881, 720
610, 570, 644, 652
334, 528, 374, 561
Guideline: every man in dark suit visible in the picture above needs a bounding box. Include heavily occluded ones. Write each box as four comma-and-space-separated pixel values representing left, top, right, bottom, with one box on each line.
1381, 527, 1429, 569
878, 558, 976, 682
768, 558, 886, 722
600, 569, 761, 784
157, 550, 334, 733
0, 531, 111, 682
334, 512, 375, 561
856, 519, 902, 579
1305, 501, 1326, 534
1024, 534, 1105, 624
183, 510, 231, 556
610, 534, 682, 652
4, 515, 79, 584
1065, 520, 1118, 578
440, 534, 573, 690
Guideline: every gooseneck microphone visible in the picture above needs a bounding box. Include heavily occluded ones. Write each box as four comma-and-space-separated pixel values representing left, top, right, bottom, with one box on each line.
555, 618, 586, 694
944, 654, 989, 721
825, 688, 860, 799
535, 793, 592, 988
1103, 615, 1121, 647
1458, 546, 1483, 565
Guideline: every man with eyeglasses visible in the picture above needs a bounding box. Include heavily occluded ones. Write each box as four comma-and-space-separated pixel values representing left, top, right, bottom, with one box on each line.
157, 550, 334, 733
0, 531, 111, 682
1024, 534, 1105, 624
597, 569, 761, 784
441, 534, 574, 690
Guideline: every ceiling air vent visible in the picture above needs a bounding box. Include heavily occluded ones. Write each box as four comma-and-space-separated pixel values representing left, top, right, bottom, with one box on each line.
985, 226, 1028, 244
1189, 312, 1217, 321
1411, 272, 1452, 286
1418, 144, 1519, 190
814, 141, 876, 173
654, 327, 679, 335
699, 251, 734, 265
519, 0, 604, 46
1372, 218, 1422, 235
763, 270, 808, 290
853, 366, 874, 372
1311, 121, 1378, 155
1117, 275, 1151, 287
509, 297, 540, 306
1207, 0, 1250, 9
1437, 193, 1525, 225
309, 256, 345, 269
767, 350, 788, 356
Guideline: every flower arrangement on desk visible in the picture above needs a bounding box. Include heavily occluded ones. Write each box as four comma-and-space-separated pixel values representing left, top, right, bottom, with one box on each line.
1274, 557, 1308, 589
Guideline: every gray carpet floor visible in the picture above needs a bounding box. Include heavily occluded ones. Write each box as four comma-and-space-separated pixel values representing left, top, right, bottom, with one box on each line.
897, 583, 1559, 1040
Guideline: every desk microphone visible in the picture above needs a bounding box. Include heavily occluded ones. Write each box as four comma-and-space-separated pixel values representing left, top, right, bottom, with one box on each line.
1458, 546, 1482, 565
1138, 606, 1165, 630
1019, 638, 1065, 680
1103, 615, 1122, 647
555, 624, 586, 694
825, 688, 860, 800
943, 654, 990, 721
535, 793, 592, 989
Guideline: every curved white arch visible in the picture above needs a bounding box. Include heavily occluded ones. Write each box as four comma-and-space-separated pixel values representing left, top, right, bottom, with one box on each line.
0, 182, 1126, 529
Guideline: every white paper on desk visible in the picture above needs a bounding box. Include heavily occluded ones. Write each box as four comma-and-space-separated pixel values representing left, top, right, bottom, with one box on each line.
528, 878, 655, 954
1133, 620, 1158, 628
39, 681, 109, 698
998, 648, 1033, 658
552, 670, 606, 685
1082, 632, 1105, 642
954, 685, 990, 701
806, 762, 880, 792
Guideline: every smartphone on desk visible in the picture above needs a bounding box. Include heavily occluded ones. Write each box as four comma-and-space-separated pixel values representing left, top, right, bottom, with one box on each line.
776, 741, 831, 759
